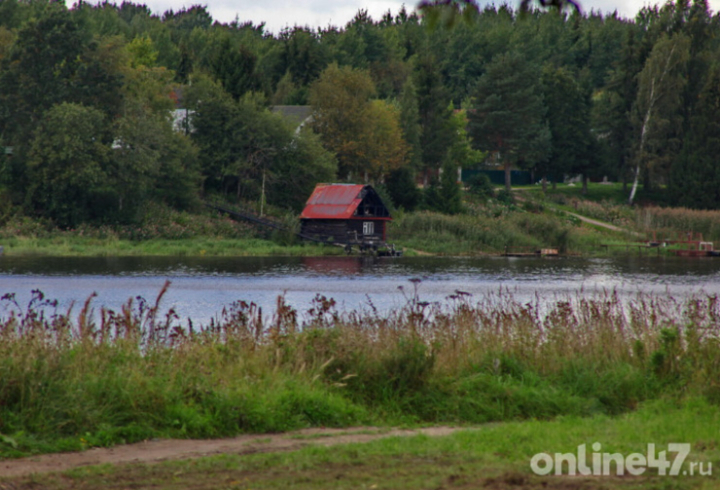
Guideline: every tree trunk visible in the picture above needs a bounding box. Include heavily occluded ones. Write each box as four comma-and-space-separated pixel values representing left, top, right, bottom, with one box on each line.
542, 175, 547, 193
628, 164, 641, 205
259, 168, 266, 217
582, 174, 588, 195
504, 161, 512, 192
629, 92, 652, 205
629, 42, 678, 205
622, 171, 627, 192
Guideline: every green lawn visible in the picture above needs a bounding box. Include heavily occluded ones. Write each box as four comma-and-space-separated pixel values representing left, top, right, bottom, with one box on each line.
0, 236, 344, 256
4, 398, 718, 489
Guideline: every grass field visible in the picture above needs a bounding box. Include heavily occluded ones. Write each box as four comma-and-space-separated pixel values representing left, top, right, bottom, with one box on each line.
0, 236, 342, 256
2, 399, 718, 489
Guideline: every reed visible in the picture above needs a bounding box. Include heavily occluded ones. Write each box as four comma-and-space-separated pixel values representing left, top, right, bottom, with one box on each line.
1, 283, 719, 457
635, 206, 720, 242
388, 211, 587, 253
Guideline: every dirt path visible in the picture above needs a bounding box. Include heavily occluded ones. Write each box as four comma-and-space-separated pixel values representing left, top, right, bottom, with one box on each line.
0, 426, 465, 478
564, 211, 642, 236
512, 191, 643, 237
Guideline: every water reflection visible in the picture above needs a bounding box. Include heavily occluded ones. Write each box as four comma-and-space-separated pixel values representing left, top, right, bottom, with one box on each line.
1, 255, 719, 325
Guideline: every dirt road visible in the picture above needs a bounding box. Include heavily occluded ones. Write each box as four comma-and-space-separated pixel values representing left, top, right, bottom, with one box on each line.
0, 426, 463, 478
512, 191, 642, 237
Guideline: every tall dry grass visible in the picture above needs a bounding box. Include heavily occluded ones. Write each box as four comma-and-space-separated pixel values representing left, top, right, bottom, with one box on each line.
1, 282, 720, 456
635, 206, 720, 242
389, 211, 578, 253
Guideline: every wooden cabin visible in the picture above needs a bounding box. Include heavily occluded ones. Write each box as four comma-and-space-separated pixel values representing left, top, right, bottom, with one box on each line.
300, 184, 392, 245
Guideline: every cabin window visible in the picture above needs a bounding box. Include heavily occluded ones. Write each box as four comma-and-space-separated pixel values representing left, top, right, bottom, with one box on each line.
363, 221, 374, 235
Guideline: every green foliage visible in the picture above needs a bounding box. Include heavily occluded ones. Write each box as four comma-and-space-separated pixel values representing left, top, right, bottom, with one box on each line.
629, 33, 690, 201
540, 65, 595, 183
437, 161, 463, 214
634, 206, 720, 243
415, 54, 454, 172
210, 36, 260, 100
2, 0, 720, 229
389, 208, 580, 254
399, 77, 423, 170
126, 35, 158, 68
496, 189, 514, 205
279, 27, 328, 89
3, 288, 720, 456
669, 64, 720, 208
468, 51, 550, 191
386, 166, 421, 211
466, 173, 495, 199
309, 64, 407, 181
0, 3, 123, 141
309, 63, 376, 179
269, 129, 337, 212
26, 103, 111, 227
110, 101, 201, 221
446, 108, 484, 169
188, 76, 296, 203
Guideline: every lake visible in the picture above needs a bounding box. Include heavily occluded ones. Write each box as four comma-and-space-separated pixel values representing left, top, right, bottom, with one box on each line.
1, 255, 720, 325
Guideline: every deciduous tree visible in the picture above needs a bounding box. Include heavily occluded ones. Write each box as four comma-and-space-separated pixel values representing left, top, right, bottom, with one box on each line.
26, 103, 110, 227
628, 33, 689, 204
309, 63, 375, 180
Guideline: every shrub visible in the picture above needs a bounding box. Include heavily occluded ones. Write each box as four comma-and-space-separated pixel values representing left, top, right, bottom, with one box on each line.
466, 173, 496, 199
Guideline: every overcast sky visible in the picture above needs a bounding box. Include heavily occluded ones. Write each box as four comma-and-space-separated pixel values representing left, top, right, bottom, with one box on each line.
137, 0, 719, 34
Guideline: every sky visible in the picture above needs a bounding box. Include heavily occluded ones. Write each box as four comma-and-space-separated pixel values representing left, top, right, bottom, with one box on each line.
139, 0, 719, 34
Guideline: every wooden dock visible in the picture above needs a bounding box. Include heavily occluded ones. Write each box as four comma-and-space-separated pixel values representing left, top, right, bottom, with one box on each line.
503, 247, 559, 257
600, 232, 718, 258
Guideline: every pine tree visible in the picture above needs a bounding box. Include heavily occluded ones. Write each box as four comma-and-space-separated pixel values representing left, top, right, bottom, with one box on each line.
468, 51, 550, 192
438, 160, 463, 214
415, 54, 453, 181
541, 65, 594, 193
596, 27, 642, 189
399, 77, 423, 171
669, 64, 720, 209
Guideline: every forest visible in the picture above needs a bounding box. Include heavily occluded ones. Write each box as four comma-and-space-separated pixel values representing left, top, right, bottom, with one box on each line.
0, 0, 719, 229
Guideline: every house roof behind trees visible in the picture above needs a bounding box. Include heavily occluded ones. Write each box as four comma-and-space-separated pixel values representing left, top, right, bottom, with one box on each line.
300, 184, 392, 220
271, 105, 312, 127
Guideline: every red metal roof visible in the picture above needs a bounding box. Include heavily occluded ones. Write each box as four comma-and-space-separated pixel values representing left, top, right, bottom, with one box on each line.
300, 184, 365, 220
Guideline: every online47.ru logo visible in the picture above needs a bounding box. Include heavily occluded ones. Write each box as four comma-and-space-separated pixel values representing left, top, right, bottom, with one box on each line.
531, 443, 712, 476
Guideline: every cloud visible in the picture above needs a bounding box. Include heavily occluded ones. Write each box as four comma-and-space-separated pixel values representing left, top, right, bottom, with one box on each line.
141, 0, 410, 33
140, 0, 720, 33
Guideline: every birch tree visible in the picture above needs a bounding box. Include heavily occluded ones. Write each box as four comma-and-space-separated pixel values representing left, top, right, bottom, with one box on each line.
628, 33, 689, 205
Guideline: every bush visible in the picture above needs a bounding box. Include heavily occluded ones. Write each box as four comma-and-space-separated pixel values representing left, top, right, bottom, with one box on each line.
385, 167, 421, 211
496, 189, 514, 205
466, 173, 496, 199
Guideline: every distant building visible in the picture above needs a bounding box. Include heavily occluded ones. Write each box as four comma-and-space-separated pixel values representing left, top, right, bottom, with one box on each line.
271, 105, 313, 133
171, 108, 195, 134
300, 184, 391, 245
